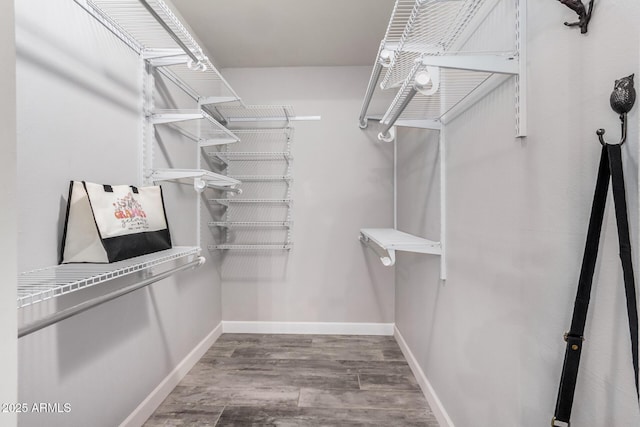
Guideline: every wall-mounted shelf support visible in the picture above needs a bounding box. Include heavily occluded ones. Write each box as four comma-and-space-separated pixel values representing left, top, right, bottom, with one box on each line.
359, 228, 441, 267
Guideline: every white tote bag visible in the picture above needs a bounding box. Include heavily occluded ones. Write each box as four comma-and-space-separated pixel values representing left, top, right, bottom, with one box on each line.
60, 181, 172, 263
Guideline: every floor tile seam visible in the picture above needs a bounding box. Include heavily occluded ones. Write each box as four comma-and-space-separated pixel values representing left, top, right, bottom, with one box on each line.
297, 386, 425, 394
296, 403, 431, 412
212, 405, 226, 427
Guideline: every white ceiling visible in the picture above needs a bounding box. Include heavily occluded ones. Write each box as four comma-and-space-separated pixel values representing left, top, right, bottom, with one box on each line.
172, 0, 395, 68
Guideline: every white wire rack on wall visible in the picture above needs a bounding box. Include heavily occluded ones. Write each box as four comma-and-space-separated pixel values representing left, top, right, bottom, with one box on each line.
18, 248, 204, 337
75, 0, 241, 102
359, 0, 526, 139
207, 126, 294, 251
355, 0, 527, 279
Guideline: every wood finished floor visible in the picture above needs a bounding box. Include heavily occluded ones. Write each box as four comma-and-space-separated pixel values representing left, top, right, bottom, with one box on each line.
144, 334, 439, 426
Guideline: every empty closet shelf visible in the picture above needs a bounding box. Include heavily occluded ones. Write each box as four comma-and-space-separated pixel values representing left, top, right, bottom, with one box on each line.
209, 198, 292, 206
17, 247, 201, 309
150, 109, 239, 146
208, 221, 292, 228
207, 152, 292, 161
228, 175, 292, 182
151, 169, 241, 193
216, 105, 295, 124
209, 244, 293, 250
359, 228, 441, 266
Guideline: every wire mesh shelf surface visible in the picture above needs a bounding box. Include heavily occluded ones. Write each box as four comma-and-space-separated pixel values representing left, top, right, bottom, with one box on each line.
209, 221, 292, 228
363, 0, 523, 127
151, 109, 239, 143
381, 0, 488, 90
228, 175, 292, 182
208, 152, 292, 161
216, 105, 295, 123
209, 198, 292, 206
18, 247, 200, 308
88, 0, 202, 57
151, 168, 240, 187
209, 244, 293, 251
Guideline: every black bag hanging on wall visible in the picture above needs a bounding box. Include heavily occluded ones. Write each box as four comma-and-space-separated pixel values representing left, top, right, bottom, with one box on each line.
60, 181, 172, 263
552, 143, 639, 426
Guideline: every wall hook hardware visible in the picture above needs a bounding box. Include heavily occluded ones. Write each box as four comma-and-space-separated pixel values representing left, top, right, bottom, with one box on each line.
597, 74, 635, 146
555, 0, 594, 34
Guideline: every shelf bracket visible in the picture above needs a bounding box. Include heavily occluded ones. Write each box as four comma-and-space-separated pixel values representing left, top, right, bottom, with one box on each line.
359, 233, 396, 266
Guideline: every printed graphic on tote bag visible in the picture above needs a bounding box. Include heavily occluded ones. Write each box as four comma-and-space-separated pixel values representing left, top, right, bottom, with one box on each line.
60, 181, 172, 264
113, 192, 149, 231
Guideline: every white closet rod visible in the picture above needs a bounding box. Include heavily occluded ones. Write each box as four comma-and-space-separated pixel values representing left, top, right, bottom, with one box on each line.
379, 87, 418, 141
18, 256, 205, 338
358, 58, 385, 129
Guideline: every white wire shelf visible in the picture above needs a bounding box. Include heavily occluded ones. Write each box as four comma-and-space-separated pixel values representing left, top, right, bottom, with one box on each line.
151, 109, 240, 146
228, 175, 292, 182
207, 152, 292, 162
209, 221, 292, 228
360, 0, 526, 137
155, 61, 242, 104
232, 128, 293, 140
359, 228, 441, 266
209, 198, 292, 206
380, 0, 489, 90
17, 247, 200, 309
151, 169, 241, 192
208, 244, 293, 251
215, 105, 295, 124
83, 0, 240, 101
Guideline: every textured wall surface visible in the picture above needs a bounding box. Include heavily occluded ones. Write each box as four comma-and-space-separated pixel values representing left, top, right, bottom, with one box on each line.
394, 1, 640, 426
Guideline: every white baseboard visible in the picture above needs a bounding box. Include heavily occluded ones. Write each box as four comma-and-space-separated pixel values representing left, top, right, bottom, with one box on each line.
394, 325, 455, 427
222, 321, 394, 336
119, 322, 223, 427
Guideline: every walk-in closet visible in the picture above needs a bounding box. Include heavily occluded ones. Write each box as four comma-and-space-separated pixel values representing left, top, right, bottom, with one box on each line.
2, 0, 640, 426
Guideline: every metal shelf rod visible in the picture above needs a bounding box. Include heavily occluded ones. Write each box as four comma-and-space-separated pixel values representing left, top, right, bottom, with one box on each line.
379, 87, 418, 141
359, 52, 385, 129
19, 256, 205, 338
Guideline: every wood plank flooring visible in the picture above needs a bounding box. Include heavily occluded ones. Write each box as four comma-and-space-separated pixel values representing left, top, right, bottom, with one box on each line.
144, 334, 439, 426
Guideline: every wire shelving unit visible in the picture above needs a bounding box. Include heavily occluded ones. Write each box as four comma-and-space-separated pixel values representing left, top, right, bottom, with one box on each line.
359, 0, 526, 138
18, 247, 201, 309
356, 0, 527, 278
151, 109, 240, 146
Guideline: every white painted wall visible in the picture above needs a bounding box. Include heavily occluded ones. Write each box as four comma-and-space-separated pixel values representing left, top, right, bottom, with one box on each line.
15, 1, 222, 425
219, 66, 396, 324
0, 1, 18, 426
394, 1, 640, 426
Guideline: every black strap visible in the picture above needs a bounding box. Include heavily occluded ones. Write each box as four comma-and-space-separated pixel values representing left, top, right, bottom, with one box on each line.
553, 144, 639, 425
607, 143, 640, 396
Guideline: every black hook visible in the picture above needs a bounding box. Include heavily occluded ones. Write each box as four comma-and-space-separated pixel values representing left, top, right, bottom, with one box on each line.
555, 0, 594, 34
597, 74, 636, 146
597, 114, 628, 146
